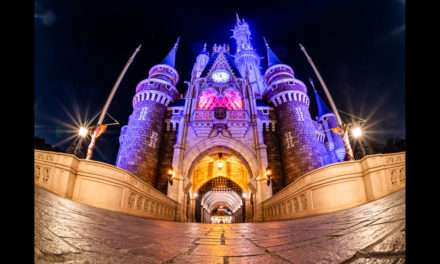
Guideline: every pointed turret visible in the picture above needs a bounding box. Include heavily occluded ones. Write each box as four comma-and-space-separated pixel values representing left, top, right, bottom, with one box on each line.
232, 15, 265, 96
161, 37, 180, 68
116, 38, 181, 185
236, 12, 241, 24
201, 43, 208, 55
264, 37, 282, 67
191, 42, 210, 79
310, 79, 331, 117
309, 79, 345, 162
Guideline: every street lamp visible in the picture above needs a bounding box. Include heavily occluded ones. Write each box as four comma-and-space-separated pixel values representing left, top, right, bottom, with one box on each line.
349, 123, 366, 158
78, 127, 89, 138
351, 126, 363, 139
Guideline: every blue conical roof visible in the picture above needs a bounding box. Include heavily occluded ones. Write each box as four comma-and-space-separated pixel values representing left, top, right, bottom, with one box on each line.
161, 37, 180, 68
312, 83, 332, 117
200, 43, 209, 55
264, 37, 282, 67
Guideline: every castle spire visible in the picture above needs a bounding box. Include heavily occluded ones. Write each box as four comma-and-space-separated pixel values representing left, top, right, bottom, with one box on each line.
264, 37, 282, 67
310, 78, 331, 117
236, 12, 241, 24
160, 36, 180, 68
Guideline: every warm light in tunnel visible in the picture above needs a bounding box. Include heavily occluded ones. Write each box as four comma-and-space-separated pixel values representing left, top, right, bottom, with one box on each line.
216, 160, 225, 169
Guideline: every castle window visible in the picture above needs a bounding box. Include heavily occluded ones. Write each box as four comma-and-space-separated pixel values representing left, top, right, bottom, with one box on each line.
138, 107, 148, 120
295, 107, 304, 121
174, 109, 179, 114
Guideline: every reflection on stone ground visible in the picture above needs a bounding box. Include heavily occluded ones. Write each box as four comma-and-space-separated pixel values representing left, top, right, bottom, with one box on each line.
35, 187, 405, 264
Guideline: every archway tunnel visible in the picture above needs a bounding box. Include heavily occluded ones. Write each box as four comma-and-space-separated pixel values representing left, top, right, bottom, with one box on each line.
186, 151, 254, 223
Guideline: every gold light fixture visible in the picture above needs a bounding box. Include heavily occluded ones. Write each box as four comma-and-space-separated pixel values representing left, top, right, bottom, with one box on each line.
266, 168, 272, 186
167, 169, 173, 185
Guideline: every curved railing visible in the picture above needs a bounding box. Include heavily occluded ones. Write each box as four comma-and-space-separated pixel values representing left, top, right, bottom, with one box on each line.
262, 152, 405, 221
34, 150, 178, 221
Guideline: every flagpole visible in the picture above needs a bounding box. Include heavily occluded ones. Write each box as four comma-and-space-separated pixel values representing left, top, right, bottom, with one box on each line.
299, 43, 354, 160
86, 44, 141, 160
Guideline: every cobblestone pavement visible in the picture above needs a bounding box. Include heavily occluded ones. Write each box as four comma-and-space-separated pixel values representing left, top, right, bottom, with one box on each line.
35, 187, 405, 264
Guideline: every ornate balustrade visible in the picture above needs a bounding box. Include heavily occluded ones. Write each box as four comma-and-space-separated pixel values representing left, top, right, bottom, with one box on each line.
34, 150, 178, 221
262, 152, 405, 221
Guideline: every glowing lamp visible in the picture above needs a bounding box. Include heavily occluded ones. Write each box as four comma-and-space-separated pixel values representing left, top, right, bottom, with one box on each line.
78, 127, 88, 138
193, 192, 199, 198
351, 126, 363, 139
266, 169, 272, 177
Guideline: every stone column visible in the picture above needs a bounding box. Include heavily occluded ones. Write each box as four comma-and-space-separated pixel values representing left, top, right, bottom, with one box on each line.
244, 197, 252, 222
168, 175, 185, 221
190, 198, 197, 222
254, 176, 272, 221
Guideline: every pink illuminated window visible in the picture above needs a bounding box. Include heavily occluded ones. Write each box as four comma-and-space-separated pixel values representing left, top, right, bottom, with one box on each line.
197, 88, 243, 110
198, 89, 217, 110
223, 89, 243, 110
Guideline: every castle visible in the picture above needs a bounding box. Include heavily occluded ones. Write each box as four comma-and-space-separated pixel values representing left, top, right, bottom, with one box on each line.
115, 15, 347, 223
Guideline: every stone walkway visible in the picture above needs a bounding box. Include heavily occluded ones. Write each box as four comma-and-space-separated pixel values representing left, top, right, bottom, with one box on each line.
35, 187, 405, 263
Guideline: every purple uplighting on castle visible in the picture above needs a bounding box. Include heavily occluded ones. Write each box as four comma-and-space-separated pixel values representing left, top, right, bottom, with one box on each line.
115, 15, 346, 194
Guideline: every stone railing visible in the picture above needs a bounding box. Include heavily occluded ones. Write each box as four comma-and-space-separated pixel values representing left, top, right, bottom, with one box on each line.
34, 150, 178, 221
262, 152, 405, 221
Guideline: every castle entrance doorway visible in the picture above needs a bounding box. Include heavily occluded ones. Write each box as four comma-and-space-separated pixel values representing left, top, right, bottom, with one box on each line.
186, 151, 253, 223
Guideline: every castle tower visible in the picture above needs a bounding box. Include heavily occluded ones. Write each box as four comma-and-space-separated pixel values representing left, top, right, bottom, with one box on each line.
116, 38, 180, 185
263, 39, 330, 184
232, 14, 266, 97
312, 86, 346, 162
191, 43, 210, 80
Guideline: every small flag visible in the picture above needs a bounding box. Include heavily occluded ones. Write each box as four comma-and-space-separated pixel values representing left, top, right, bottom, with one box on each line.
331, 127, 344, 135
95, 124, 108, 139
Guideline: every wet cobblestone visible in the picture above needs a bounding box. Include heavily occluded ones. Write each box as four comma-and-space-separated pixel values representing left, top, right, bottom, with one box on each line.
35, 187, 405, 263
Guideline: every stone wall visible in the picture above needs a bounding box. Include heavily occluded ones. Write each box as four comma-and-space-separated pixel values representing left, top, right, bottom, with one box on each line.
262, 152, 405, 221
263, 128, 285, 194
275, 97, 330, 185
35, 150, 178, 221
116, 100, 167, 185
156, 128, 177, 194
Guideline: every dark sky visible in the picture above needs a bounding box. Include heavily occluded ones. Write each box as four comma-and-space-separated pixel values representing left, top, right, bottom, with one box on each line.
34, 0, 405, 163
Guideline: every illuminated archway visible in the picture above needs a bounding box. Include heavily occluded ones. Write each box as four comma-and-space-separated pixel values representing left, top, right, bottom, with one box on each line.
182, 135, 259, 183
182, 141, 256, 223
193, 177, 246, 223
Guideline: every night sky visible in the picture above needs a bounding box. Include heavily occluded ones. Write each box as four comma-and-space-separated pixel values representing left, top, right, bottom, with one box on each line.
34, 0, 405, 164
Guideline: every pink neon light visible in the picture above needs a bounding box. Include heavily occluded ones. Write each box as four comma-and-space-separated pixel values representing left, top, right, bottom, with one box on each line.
197, 88, 243, 110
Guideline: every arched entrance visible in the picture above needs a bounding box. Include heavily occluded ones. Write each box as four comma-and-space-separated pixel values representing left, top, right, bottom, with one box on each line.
196, 177, 244, 223
185, 150, 254, 223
